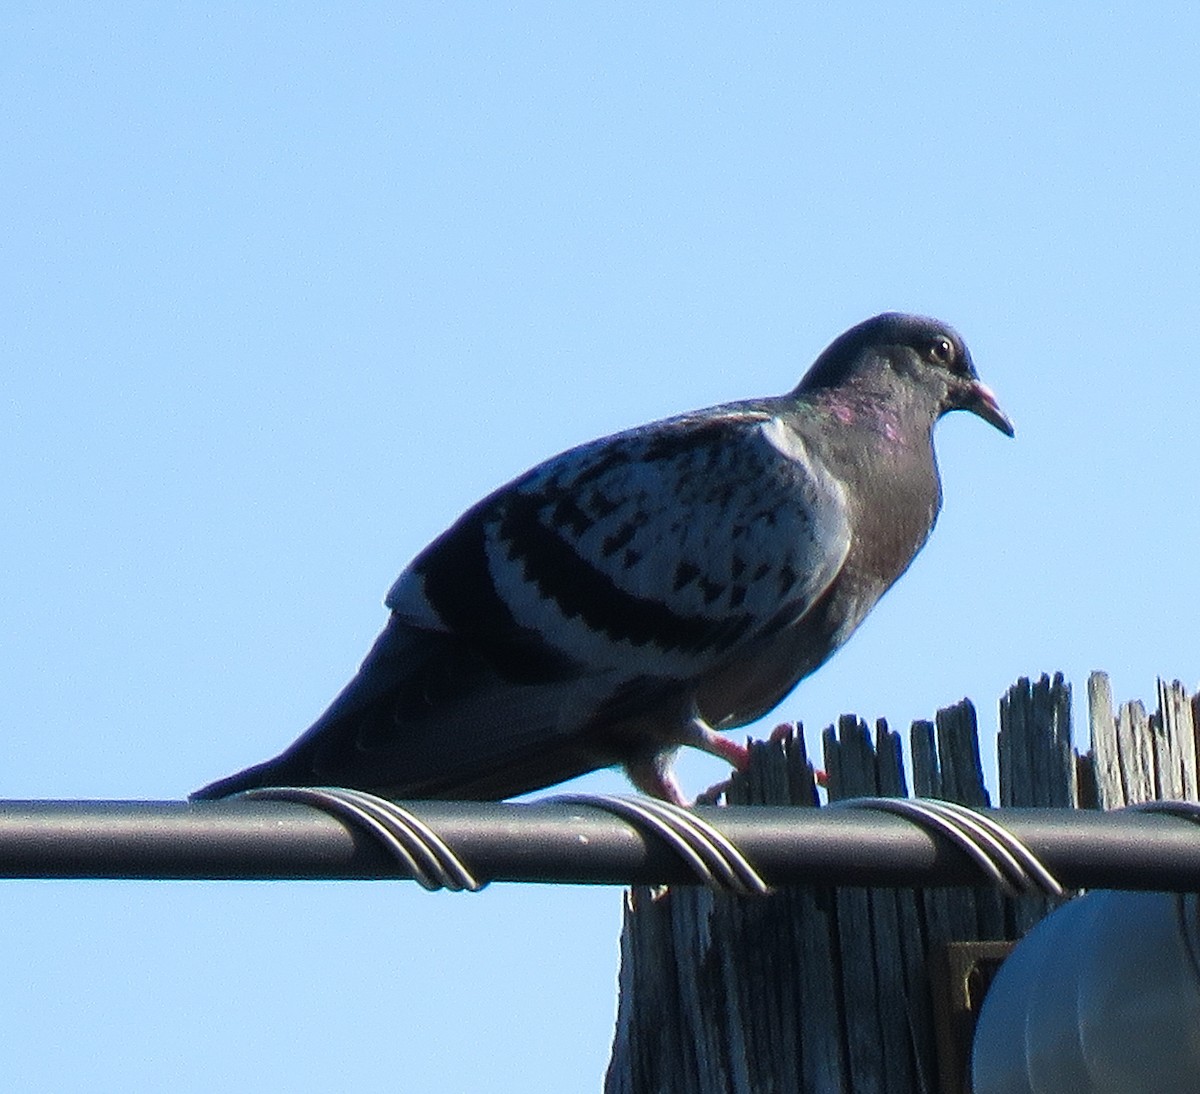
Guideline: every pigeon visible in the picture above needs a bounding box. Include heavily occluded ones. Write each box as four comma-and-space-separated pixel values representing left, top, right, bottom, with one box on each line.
193, 312, 1012, 805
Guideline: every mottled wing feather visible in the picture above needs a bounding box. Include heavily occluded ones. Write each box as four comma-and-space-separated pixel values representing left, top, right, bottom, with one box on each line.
387, 408, 851, 683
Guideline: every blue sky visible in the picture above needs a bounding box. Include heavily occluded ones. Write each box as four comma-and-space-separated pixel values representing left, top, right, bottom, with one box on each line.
4, 5, 1200, 1090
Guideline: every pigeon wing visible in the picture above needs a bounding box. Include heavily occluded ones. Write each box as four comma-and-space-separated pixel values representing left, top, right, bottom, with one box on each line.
389, 407, 852, 696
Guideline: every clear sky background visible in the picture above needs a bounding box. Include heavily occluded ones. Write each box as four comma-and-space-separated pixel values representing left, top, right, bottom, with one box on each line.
4, 5, 1200, 1091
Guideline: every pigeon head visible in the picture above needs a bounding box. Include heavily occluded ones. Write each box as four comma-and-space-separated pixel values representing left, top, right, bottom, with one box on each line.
797, 312, 1014, 437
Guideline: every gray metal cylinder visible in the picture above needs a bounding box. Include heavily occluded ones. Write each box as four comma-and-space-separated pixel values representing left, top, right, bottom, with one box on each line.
972, 890, 1200, 1093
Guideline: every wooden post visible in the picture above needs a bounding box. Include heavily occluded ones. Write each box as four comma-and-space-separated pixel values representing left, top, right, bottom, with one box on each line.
605, 672, 1200, 1094
1088, 672, 1199, 806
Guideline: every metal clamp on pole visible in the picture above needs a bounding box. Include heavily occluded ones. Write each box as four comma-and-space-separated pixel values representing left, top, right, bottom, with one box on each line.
832, 797, 1065, 899
550, 794, 771, 895
241, 787, 486, 892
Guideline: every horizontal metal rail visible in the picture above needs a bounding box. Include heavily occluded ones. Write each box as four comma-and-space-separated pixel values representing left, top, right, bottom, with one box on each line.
2, 797, 1200, 891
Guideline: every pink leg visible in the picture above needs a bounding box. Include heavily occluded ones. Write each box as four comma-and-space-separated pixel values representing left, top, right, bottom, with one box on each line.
683, 716, 750, 770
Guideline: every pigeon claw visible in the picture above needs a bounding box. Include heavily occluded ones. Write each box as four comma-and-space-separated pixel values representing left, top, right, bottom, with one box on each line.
684, 715, 751, 770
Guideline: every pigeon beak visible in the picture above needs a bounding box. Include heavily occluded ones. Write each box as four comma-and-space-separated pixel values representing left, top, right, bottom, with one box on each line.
967, 379, 1015, 437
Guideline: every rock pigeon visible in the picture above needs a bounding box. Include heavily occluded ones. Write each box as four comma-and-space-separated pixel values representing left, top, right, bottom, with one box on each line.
193, 312, 1012, 805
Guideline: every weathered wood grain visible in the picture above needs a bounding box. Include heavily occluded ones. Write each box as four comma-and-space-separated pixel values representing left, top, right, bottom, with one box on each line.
997, 673, 1076, 934
1088, 672, 1122, 808
1117, 698, 1155, 803
825, 717, 895, 1094
605, 671, 1200, 1094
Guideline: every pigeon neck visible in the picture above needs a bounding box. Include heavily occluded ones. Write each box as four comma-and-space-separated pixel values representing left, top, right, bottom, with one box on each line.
805, 383, 932, 452
800, 382, 942, 554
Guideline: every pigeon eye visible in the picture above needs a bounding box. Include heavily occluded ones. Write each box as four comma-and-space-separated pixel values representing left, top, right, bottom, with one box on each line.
929, 337, 955, 366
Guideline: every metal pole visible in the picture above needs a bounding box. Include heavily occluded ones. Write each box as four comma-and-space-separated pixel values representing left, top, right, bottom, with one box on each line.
2, 798, 1200, 889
